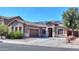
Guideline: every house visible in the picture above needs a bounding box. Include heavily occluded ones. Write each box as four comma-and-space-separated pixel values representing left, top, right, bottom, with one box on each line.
0, 16, 76, 38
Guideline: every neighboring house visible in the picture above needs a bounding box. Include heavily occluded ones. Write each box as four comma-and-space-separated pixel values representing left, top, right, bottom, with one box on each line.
0, 16, 76, 38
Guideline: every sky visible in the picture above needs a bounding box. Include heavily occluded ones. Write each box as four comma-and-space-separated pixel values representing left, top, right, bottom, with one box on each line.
0, 7, 69, 22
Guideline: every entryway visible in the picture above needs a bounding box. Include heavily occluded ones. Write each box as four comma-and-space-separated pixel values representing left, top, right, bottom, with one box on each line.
48, 28, 53, 37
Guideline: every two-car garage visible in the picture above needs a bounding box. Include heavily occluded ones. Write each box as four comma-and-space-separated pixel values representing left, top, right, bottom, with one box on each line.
27, 25, 46, 38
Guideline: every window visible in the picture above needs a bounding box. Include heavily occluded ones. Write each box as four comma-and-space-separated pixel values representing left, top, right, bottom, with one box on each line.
19, 27, 22, 31
58, 29, 63, 34
42, 29, 46, 34
15, 27, 17, 31
12, 27, 14, 31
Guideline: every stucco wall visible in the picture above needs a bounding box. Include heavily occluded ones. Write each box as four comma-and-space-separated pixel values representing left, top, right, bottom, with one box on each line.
9, 21, 24, 33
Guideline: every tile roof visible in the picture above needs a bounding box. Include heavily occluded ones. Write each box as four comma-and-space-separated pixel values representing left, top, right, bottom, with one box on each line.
0, 16, 63, 28
0, 16, 23, 25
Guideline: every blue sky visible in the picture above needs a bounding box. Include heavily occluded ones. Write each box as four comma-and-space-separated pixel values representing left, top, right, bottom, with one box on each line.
0, 7, 69, 22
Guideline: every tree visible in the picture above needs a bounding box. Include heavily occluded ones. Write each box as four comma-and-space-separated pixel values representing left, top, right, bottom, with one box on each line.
62, 7, 79, 36
0, 24, 9, 39
75, 12, 79, 37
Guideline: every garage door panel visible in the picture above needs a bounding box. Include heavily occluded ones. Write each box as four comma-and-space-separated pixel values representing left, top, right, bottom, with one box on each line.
30, 29, 39, 37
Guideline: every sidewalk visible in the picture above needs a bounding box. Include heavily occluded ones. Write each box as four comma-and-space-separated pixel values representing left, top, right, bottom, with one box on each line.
1, 38, 79, 49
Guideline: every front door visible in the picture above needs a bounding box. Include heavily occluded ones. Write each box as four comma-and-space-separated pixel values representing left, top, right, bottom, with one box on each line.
48, 28, 52, 37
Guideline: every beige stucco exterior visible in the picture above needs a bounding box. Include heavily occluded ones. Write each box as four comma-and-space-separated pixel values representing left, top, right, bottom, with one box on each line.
0, 16, 68, 38
9, 21, 24, 33
8, 20, 67, 38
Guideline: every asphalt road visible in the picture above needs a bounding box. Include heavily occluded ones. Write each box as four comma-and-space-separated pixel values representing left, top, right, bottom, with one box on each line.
0, 42, 78, 51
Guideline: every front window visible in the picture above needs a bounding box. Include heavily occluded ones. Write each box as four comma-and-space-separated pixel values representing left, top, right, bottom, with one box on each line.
58, 29, 63, 34
19, 27, 22, 31
12, 27, 14, 31
41, 29, 46, 34
15, 27, 17, 31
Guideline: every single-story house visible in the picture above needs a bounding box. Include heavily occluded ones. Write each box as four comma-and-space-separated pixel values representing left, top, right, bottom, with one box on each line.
0, 16, 78, 38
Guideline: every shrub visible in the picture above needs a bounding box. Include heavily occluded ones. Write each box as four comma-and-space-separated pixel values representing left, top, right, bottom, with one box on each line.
6, 31, 23, 39
0, 24, 8, 39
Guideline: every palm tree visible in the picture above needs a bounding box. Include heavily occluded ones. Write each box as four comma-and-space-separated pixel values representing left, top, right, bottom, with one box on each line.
62, 7, 78, 36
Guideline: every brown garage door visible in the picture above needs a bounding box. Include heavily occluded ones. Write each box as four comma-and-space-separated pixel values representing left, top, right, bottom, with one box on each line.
30, 29, 39, 37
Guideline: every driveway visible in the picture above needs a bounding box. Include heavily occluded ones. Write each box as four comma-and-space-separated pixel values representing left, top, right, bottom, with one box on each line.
1, 38, 79, 49
24, 38, 79, 49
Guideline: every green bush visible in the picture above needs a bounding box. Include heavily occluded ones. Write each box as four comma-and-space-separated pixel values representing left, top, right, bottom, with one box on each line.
6, 31, 23, 39
0, 24, 9, 38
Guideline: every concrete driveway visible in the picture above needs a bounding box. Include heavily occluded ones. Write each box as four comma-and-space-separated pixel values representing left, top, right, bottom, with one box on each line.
1, 38, 79, 49
24, 38, 79, 49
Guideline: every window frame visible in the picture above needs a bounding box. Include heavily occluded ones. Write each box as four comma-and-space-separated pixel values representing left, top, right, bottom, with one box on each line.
15, 27, 18, 31
19, 26, 22, 31
12, 26, 14, 31
57, 28, 64, 35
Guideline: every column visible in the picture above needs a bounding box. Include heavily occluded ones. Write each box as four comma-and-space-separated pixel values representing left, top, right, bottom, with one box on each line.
64, 29, 67, 37
53, 26, 55, 38
46, 27, 48, 37
12, 26, 15, 32
52, 28, 54, 38
26, 26, 30, 37
39, 29, 41, 37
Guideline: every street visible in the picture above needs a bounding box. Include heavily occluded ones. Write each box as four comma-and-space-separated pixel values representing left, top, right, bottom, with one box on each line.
0, 42, 78, 51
